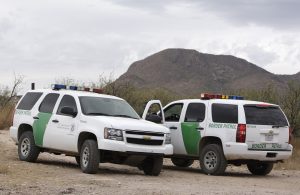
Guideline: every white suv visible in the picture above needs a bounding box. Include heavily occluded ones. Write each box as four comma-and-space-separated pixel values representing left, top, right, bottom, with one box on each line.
143, 94, 293, 175
10, 85, 172, 175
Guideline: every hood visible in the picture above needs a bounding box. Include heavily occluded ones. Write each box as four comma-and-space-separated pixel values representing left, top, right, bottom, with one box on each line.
91, 116, 169, 134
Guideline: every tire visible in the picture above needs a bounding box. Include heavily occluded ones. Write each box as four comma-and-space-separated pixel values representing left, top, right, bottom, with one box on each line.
80, 139, 99, 174
171, 158, 194, 167
247, 162, 273, 176
200, 144, 227, 175
142, 156, 163, 176
18, 131, 40, 162
75, 156, 80, 165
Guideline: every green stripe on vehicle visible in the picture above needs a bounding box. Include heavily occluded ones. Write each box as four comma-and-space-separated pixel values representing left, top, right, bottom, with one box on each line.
33, 112, 52, 146
181, 122, 201, 155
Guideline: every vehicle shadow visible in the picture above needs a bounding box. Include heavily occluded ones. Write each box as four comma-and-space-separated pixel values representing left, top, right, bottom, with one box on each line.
163, 164, 278, 178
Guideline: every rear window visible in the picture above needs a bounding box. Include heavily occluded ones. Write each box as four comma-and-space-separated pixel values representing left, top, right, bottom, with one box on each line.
17, 92, 43, 110
244, 105, 288, 126
212, 103, 238, 123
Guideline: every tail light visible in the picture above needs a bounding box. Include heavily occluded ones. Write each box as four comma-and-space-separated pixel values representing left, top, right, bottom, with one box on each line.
289, 127, 293, 144
236, 124, 246, 143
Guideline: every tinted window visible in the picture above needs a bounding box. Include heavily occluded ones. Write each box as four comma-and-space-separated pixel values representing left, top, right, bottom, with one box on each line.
185, 103, 205, 122
17, 92, 43, 110
164, 103, 183, 122
244, 105, 288, 126
39, 93, 59, 113
79, 96, 140, 119
212, 103, 238, 123
57, 95, 77, 115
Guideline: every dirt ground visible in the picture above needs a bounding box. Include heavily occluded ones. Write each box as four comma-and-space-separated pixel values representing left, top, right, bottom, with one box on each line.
0, 130, 300, 195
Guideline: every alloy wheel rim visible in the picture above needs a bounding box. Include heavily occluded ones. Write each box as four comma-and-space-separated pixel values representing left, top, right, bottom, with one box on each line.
204, 151, 217, 170
21, 138, 30, 157
82, 147, 90, 167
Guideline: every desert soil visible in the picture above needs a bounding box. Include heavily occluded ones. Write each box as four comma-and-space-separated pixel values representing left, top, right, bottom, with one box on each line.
0, 130, 299, 195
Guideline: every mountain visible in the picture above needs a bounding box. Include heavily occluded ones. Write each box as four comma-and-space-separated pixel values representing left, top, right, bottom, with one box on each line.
116, 48, 298, 96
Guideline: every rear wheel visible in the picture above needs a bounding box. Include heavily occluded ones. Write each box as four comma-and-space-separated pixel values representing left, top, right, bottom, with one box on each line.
80, 140, 99, 174
247, 162, 273, 176
200, 144, 227, 175
142, 156, 163, 176
171, 158, 194, 167
18, 131, 40, 162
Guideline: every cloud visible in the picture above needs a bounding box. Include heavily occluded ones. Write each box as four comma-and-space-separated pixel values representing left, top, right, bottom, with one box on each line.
0, 0, 299, 93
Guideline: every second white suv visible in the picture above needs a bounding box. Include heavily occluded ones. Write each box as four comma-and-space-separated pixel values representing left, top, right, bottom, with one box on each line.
10, 85, 173, 175
143, 94, 293, 175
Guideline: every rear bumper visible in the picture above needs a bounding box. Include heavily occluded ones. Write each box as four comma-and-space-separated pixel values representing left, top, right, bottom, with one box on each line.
9, 126, 18, 143
223, 142, 293, 161
98, 139, 173, 156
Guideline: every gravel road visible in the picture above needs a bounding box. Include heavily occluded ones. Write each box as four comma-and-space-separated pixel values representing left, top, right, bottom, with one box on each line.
0, 130, 299, 195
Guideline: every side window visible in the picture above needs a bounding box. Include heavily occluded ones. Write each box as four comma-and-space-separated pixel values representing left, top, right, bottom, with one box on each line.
17, 92, 43, 110
185, 103, 206, 122
39, 93, 59, 113
212, 103, 238, 123
57, 95, 77, 115
164, 103, 183, 122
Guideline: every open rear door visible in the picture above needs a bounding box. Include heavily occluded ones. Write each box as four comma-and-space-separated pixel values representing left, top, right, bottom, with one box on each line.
142, 100, 165, 124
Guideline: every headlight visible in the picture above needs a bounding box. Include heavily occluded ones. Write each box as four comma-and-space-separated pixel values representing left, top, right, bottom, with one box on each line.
104, 128, 124, 141
165, 133, 171, 144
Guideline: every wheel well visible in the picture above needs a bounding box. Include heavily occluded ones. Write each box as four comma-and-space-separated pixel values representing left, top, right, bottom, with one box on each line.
77, 132, 98, 152
199, 136, 223, 154
18, 124, 33, 140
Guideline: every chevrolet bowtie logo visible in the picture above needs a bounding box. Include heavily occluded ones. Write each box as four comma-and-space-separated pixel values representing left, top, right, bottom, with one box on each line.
143, 135, 151, 140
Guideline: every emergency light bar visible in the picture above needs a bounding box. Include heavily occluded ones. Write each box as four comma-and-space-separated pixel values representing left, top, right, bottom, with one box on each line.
201, 93, 244, 100
51, 84, 103, 94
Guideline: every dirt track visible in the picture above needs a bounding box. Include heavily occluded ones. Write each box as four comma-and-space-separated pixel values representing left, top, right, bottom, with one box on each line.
0, 130, 300, 195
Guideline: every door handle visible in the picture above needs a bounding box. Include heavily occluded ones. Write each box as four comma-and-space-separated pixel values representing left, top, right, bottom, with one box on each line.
196, 127, 204, 131
52, 119, 59, 123
33, 116, 39, 120
169, 126, 177, 130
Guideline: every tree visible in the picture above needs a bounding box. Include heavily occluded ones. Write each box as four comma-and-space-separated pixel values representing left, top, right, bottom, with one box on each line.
281, 82, 300, 135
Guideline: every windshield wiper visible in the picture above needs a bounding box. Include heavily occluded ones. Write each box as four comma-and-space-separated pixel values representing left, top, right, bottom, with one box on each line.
112, 114, 139, 119
85, 112, 112, 116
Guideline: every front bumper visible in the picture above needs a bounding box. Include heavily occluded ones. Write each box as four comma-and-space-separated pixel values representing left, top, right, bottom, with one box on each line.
223, 142, 293, 161
9, 126, 18, 143
98, 139, 173, 155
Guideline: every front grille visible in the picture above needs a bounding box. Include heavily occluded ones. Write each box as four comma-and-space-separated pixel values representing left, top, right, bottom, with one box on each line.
126, 138, 163, 145
125, 131, 164, 137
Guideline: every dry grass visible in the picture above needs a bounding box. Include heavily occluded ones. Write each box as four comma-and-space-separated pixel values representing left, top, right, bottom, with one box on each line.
0, 104, 14, 130
275, 137, 300, 170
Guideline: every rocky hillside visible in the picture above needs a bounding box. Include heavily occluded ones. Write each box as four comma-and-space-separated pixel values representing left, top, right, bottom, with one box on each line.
116, 49, 299, 96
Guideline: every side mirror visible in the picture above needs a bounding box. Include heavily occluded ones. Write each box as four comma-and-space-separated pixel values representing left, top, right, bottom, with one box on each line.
61, 106, 77, 117
146, 114, 162, 124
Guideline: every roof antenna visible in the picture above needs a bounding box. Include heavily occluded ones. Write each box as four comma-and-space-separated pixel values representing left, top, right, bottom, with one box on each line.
31, 83, 35, 90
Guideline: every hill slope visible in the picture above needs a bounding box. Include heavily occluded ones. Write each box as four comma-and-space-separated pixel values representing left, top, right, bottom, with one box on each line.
116, 49, 297, 96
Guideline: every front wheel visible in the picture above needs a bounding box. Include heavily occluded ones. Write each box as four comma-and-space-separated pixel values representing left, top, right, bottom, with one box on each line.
247, 162, 273, 176
18, 131, 40, 162
171, 158, 194, 167
142, 156, 163, 176
80, 140, 99, 174
199, 144, 227, 175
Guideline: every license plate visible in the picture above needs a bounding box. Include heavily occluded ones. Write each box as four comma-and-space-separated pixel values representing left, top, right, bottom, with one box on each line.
265, 134, 274, 141
251, 143, 282, 150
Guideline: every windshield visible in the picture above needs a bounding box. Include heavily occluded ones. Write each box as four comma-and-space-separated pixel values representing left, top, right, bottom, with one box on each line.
79, 96, 140, 119
244, 105, 288, 126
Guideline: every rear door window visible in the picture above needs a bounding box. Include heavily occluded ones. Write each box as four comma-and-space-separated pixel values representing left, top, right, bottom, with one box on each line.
212, 103, 238, 123
17, 92, 43, 110
244, 105, 288, 126
185, 103, 206, 122
39, 93, 60, 113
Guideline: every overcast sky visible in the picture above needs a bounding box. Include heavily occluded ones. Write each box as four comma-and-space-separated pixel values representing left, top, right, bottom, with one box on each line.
0, 0, 300, 92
